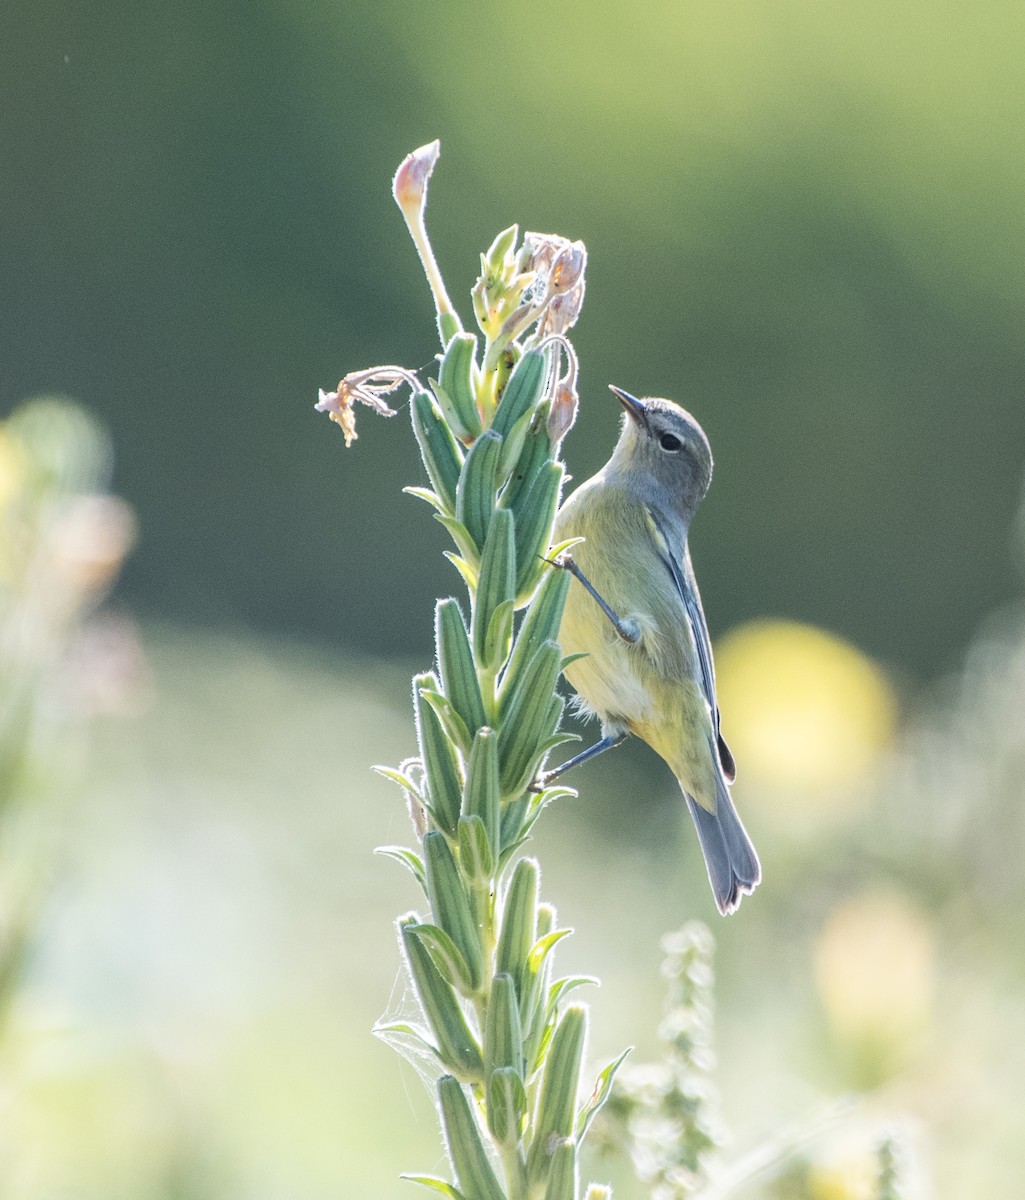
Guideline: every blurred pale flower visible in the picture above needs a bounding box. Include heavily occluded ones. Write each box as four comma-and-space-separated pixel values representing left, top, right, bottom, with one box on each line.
68, 613, 152, 717
714, 620, 897, 807
51, 495, 137, 601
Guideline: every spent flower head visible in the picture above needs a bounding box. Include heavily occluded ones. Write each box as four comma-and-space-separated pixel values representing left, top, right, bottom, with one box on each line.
315, 366, 414, 447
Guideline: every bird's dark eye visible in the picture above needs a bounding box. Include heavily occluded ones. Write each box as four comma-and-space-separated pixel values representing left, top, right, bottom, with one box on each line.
659, 433, 682, 452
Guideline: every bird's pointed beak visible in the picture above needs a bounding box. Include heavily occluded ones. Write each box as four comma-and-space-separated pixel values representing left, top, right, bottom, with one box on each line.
609, 385, 648, 427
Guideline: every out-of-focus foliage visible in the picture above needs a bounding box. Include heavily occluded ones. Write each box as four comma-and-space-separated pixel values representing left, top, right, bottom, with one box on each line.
3, 0, 1024, 676
4, 516, 1025, 1195
0, 397, 136, 1025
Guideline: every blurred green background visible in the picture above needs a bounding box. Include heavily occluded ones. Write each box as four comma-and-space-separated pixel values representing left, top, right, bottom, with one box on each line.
5, 0, 1025, 675
2, 0, 1025, 1197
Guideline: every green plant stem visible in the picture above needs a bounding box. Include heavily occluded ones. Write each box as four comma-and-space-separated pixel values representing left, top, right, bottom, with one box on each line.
502, 1145, 529, 1200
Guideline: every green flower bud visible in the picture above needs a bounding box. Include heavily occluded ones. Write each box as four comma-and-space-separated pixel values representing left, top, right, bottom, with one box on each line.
499, 567, 569, 718
471, 508, 516, 671
527, 1005, 587, 1187
487, 1066, 528, 1150
498, 642, 562, 798
437, 1075, 506, 1200
510, 461, 563, 602
495, 857, 538, 1002
411, 391, 464, 514
542, 1139, 577, 1200
435, 332, 483, 441
400, 918, 483, 1083
424, 831, 484, 994
457, 814, 493, 884
456, 430, 503, 553
484, 972, 524, 1081
461, 727, 500, 861
491, 350, 546, 440
414, 672, 462, 836
436, 599, 488, 741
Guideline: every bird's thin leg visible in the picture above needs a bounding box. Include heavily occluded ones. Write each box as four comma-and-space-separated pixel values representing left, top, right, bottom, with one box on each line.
552, 554, 640, 643
532, 731, 627, 790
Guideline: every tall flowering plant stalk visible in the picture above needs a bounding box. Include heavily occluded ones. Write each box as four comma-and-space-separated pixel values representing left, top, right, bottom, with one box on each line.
318, 142, 624, 1200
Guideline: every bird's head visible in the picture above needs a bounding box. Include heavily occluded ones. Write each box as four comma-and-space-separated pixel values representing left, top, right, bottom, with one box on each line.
607, 386, 714, 519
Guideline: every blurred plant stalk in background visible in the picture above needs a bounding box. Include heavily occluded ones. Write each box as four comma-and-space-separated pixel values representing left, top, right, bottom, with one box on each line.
319, 141, 620, 1200
0, 397, 138, 1025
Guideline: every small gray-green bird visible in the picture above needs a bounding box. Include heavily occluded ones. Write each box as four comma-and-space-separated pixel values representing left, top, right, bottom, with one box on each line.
552, 386, 760, 915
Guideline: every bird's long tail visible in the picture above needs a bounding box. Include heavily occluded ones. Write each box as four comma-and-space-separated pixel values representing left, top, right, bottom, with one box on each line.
685, 778, 761, 916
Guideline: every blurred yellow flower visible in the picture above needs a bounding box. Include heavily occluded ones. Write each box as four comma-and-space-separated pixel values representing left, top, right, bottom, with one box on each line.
0, 426, 26, 512
714, 620, 896, 806
814, 890, 934, 1080
807, 1154, 876, 1200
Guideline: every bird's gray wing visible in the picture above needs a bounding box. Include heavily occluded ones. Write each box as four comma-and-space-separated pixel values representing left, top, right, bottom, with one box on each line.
644, 506, 736, 783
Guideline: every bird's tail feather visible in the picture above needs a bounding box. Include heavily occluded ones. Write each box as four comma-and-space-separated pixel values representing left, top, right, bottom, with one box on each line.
685, 781, 761, 916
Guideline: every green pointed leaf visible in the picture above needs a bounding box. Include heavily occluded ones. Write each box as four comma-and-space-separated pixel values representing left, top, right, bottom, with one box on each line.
403, 484, 447, 511
374, 845, 427, 893
547, 975, 599, 1011
407, 923, 476, 995
401, 1175, 467, 1200
421, 688, 474, 758
526, 1010, 557, 1078
576, 1048, 632, 1143
443, 551, 478, 592
435, 514, 481, 569
499, 794, 530, 854
547, 536, 584, 560
520, 926, 567, 1051
483, 598, 515, 674
398, 921, 483, 1083
372, 764, 424, 801
437, 1076, 506, 1200
424, 832, 483, 994
502, 415, 552, 512
528, 929, 572, 976
373, 1020, 434, 1052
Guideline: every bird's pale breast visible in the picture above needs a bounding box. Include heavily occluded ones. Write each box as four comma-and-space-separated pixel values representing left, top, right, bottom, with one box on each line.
553, 475, 719, 806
